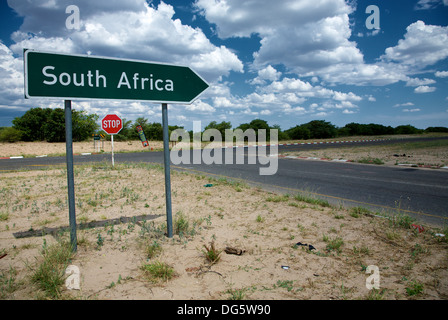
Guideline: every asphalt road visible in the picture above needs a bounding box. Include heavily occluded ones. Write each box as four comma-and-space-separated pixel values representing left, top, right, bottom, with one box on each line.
1, 137, 447, 226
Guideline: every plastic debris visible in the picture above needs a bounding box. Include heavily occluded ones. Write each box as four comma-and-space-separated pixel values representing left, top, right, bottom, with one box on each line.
295, 242, 316, 251
224, 246, 245, 255
204, 184, 213, 187
411, 224, 425, 233
435, 233, 445, 237
281, 266, 290, 270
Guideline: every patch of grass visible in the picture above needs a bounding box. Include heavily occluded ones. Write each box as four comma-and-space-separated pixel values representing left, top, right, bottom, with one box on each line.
357, 157, 384, 165
405, 280, 424, 296
323, 234, 344, 254
256, 215, 265, 223
0, 212, 9, 221
202, 241, 222, 264
352, 245, 370, 255
276, 280, 294, 292
144, 240, 162, 259
30, 240, 74, 299
0, 266, 19, 299
389, 213, 416, 229
349, 206, 374, 218
174, 211, 191, 236
266, 194, 289, 202
141, 261, 174, 283
226, 287, 247, 300
294, 194, 331, 208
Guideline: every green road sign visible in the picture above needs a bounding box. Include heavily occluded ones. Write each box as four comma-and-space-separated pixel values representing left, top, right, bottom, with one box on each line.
24, 49, 209, 104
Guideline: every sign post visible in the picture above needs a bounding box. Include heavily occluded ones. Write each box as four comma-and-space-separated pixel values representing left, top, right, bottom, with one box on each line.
64, 100, 77, 252
24, 49, 208, 243
161, 103, 173, 237
101, 114, 123, 167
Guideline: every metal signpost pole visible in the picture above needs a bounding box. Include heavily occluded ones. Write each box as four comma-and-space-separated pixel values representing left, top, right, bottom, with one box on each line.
64, 100, 77, 252
162, 103, 173, 238
111, 134, 115, 167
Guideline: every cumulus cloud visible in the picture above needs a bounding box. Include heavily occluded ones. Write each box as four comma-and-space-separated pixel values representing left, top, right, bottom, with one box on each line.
414, 0, 446, 10
406, 77, 436, 87
197, 1, 448, 87
414, 86, 437, 93
8, 1, 243, 83
0, 43, 25, 105
403, 108, 421, 112
394, 102, 415, 108
381, 21, 448, 71
195, 0, 367, 81
435, 71, 448, 77
1, 0, 246, 122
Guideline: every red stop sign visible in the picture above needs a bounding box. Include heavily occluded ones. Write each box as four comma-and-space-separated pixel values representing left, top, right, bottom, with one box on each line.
101, 114, 123, 135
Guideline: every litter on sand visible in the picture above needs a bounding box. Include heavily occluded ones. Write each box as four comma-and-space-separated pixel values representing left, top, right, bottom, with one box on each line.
295, 242, 316, 251
224, 246, 245, 255
412, 224, 425, 233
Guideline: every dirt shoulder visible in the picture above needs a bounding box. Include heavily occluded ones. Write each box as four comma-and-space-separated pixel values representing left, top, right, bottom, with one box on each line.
279, 134, 448, 169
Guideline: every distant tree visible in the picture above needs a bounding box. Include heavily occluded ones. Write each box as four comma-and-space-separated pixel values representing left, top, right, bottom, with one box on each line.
12, 107, 98, 142
72, 110, 99, 141
342, 122, 394, 136
285, 125, 311, 140
44, 108, 65, 142
12, 107, 51, 141
271, 124, 289, 141
205, 121, 232, 137
111, 118, 133, 141
0, 127, 22, 142
425, 126, 448, 133
394, 124, 422, 134
237, 119, 272, 140
301, 120, 337, 139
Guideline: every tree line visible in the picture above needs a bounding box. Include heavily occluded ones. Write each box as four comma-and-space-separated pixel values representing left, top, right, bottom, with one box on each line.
1, 107, 447, 143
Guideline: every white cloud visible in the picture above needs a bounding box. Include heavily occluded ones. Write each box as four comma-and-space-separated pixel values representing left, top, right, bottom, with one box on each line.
0, 43, 25, 105
195, 0, 352, 39
8, 1, 243, 83
196, 0, 446, 87
406, 77, 436, 87
414, 86, 437, 93
403, 108, 421, 112
435, 71, 448, 77
249, 65, 282, 85
185, 99, 215, 113
394, 102, 414, 108
414, 0, 445, 10
381, 21, 448, 71
196, 0, 373, 83
332, 91, 362, 102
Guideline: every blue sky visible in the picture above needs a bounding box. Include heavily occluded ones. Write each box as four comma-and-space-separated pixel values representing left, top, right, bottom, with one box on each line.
0, 0, 447, 131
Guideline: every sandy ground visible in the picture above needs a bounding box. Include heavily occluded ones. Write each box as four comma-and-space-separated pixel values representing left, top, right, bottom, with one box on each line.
279, 135, 448, 168
0, 140, 164, 158
1, 163, 447, 300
